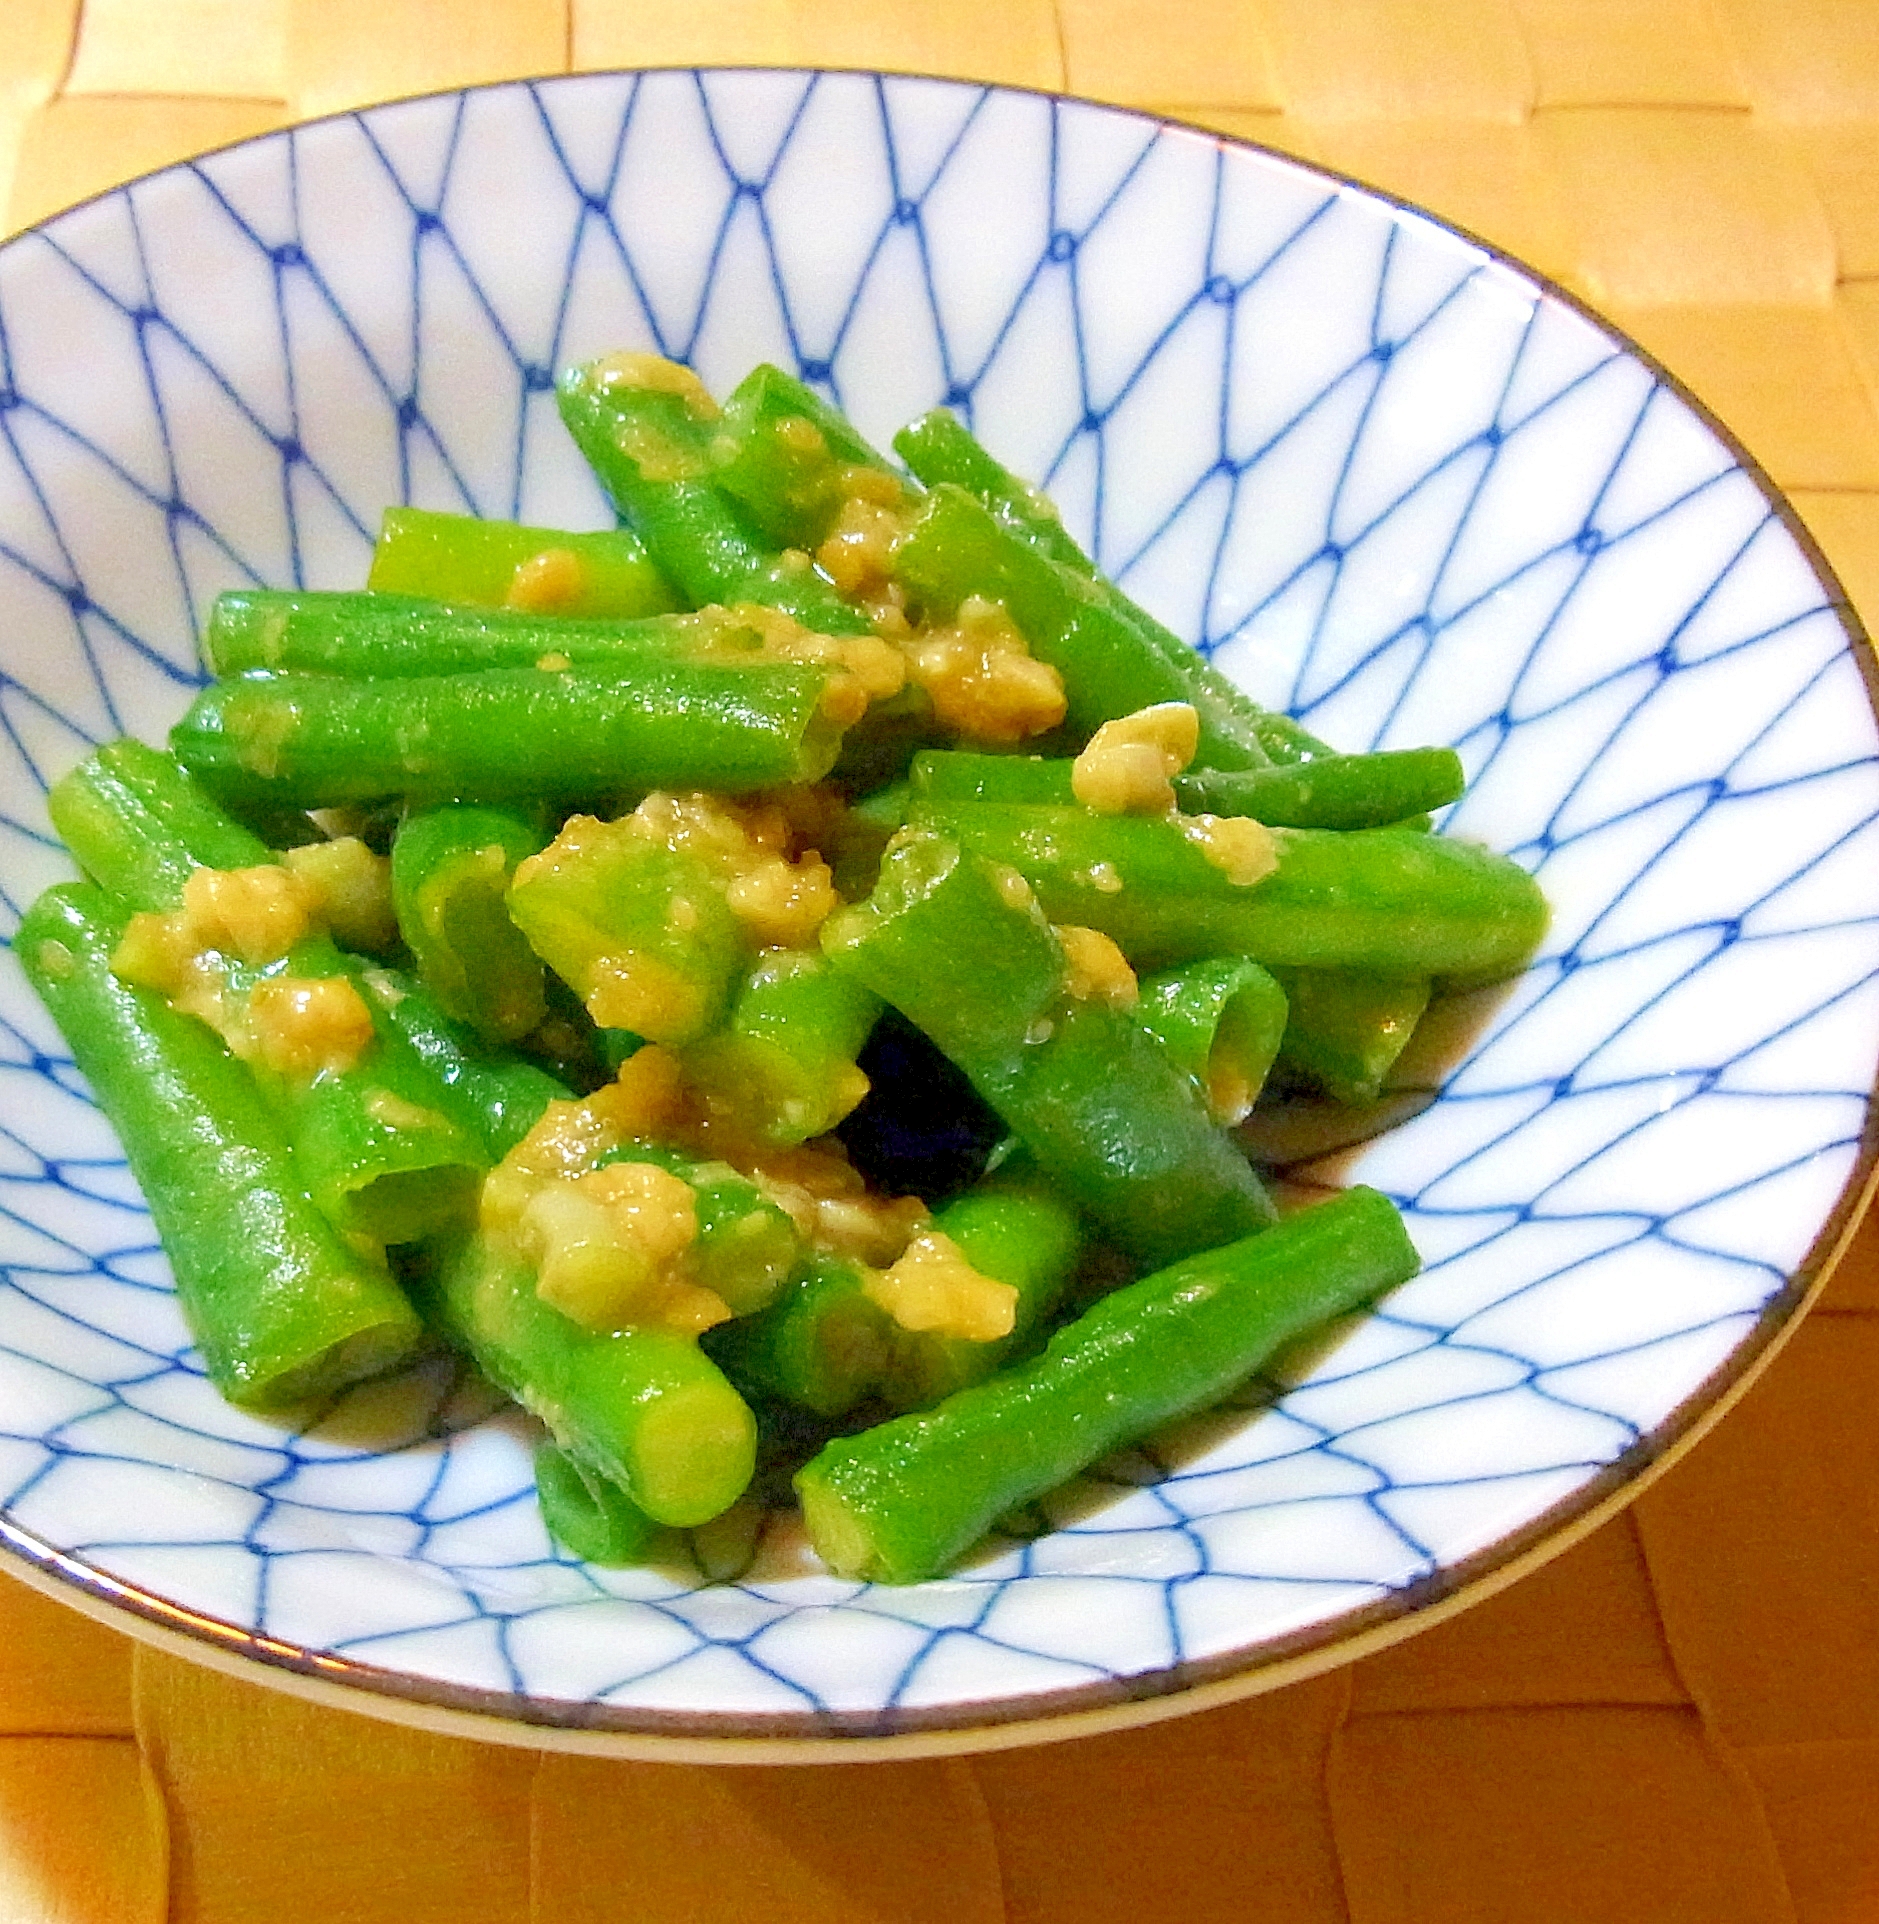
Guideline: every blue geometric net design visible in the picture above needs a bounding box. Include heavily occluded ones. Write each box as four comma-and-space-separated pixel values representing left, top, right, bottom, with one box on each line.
0, 70, 1874, 1731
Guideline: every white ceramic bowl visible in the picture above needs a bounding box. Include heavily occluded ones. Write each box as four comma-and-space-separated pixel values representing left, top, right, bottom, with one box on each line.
1, 69, 1875, 1760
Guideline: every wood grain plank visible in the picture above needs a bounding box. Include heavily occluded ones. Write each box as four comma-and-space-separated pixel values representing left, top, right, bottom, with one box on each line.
66, 0, 288, 102
1533, 106, 1836, 306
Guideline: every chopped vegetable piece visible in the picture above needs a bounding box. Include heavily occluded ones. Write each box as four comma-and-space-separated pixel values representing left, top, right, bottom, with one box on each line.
19, 885, 422, 1406
797, 1185, 1419, 1583
368, 507, 680, 617
392, 804, 549, 1044
171, 660, 853, 811
822, 830, 1277, 1267
1136, 957, 1290, 1125
1273, 970, 1433, 1106
914, 801, 1549, 981
426, 1229, 757, 1527
534, 1441, 665, 1564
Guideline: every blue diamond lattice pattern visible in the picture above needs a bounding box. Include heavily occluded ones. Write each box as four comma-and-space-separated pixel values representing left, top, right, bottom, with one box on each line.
0, 71, 1873, 1731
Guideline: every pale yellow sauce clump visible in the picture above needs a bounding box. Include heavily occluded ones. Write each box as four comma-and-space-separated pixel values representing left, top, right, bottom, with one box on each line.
282, 836, 396, 953
816, 490, 905, 597
481, 1048, 688, 1239
611, 415, 708, 483
480, 1048, 729, 1336
243, 975, 377, 1077
1071, 701, 1200, 814
804, 466, 917, 639
725, 855, 840, 948
364, 1087, 449, 1133
1181, 812, 1279, 888
180, 863, 320, 963
743, 1142, 927, 1266
521, 1161, 726, 1336
504, 547, 586, 613
906, 596, 1067, 744
862, 1230, 1018, 1342
1055, 924, 1138, 1008
591, 354, 719, 481
111, 860, 380, 1078
111, 910, 236, 1029
988, 861, 1038, 915
623, 788, 843, 948
723, 601, 906, 726
590, 352, 721, 419
1206, 1059, 1258, 1130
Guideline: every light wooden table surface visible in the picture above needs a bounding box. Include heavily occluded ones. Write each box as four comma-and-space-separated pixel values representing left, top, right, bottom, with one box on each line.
1, 4, 1877, 1920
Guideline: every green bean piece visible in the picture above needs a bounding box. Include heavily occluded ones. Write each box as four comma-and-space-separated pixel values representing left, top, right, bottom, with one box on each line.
797, 1184, 1420, 1583
1135, 957, 1290, 1125
556, 356, 875, 637
204, 593, 788, 680
822, 831, 1275, 1266
170, 659, 850, 811
908, 747, 1455, 829
349, 964, 567, 1161
595, 1142, 801, 1317
533, 1441, 663, 1565
825, 779, 910, 901
18, 885, 423, 1407
1174, 748, 1464, 829
1246, 710, 1336, 766
428, 1228, 756, 1527
703, 1254, 894, 1418
909, 750, 1073, 807
391, 804, 548, 1045
913, 802, 1550, 981
281, 1054, 482, 1248
891, 426, 1307, 768
882, 1160, 1085, 1412
894, 409, 1094, 573
366, 507, 681, 618
707, 1159, 1082, 1419
894, 485, 1265, 767
51, 744, 489, 1247
50, 737, 272, 907
733, 364, 899, 472
1272, 970, 1432, 1106
709, 363, 903, 549
682, 948, 882, 1147
505, 823, 743, 1046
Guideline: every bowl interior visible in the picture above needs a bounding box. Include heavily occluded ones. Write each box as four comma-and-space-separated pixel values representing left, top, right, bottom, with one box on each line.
1, 69, 1876, 1746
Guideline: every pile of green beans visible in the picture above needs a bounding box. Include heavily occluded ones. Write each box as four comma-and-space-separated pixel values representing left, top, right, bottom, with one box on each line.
17, 354, 1550, 1585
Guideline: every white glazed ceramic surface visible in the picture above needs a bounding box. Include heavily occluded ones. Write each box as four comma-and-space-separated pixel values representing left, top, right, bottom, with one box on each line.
0, 71, 1875, 1748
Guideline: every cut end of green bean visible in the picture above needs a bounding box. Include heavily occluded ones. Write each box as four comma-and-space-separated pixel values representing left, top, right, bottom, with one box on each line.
338, 1162, 482, 1248
534, 1441, 664, 1564
626, 1372, 760, 1528
1273, 970, 1433, 1107
393, 805, 549, 1045
1136, 956, 1290, 1125
254, 1316, 428, 1410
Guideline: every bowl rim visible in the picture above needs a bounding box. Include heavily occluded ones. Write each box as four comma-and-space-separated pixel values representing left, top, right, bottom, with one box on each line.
1, 61, 1874, 1761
